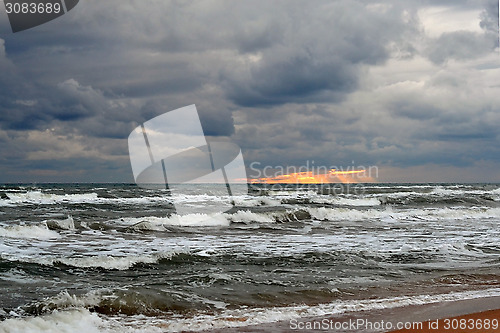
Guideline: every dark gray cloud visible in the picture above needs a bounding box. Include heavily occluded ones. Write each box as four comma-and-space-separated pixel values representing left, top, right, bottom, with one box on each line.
220, 1, 409, 107
423, 0, 498, 63
480, 0, 499, 33
0, 76, 139, 138
138, 100, 235, 137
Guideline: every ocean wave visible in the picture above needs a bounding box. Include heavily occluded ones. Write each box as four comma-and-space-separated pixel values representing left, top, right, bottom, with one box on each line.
0, 290, 168, 333
17, 287, 226, 319
232, 196, 282, 207
1, 205, 499, 242
117, 210, 281, 231
306, 206, 500, 222
103, 205, 500, 233
269, 185, 500, 207
0, 224, 60, 240
3, 185, 497, 208
228, 210, 276, 223
0, 269, 46, 285
309, 197, 381, 206
5, 191, 99, 205
373, 186, 500, 205
119, 213, 231, 230
0, 191, 172, 206
0, 251, 186, 271
22, 290, 105, 315
45, 216, 75, 231
0, 309, 106, 333
161, 288, 500, 332
51, 255, 161, 270
1, 239, 490, 273
5, 288, 500, 333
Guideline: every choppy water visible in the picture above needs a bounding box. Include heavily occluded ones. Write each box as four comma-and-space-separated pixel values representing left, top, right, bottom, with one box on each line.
0, 183, 500, 332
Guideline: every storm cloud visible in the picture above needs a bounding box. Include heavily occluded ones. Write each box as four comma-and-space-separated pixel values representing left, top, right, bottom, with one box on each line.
0, 0, 498, 182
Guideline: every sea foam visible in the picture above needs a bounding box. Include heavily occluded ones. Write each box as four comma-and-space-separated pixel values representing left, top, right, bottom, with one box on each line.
0, 309, 104, 333
0, 224, 60, 240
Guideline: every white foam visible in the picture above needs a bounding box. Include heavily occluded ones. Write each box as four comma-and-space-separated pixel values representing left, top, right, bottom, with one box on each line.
127, 220, 167, 232
374, 186, 500, 202
232, 196, 282, 207
171, 193, 227, 204
1, 191, 173, 206
56, 255, 158, 270
490, 188, 500, 201
312, 197, 381, 206
37, 290, 104, 310
269, 190, 318, 197
431, 186, 455, 195
43, 253, 176, 270
0, 309, 104, 333
45, 216, 75, 230
228, 210, 275, 223
333, 197, 381, 206
166, 213, 231, 227
306, 206, 500, 222
5, 191, 99, 205
7, 288, 499, 333
0, 250, 183, 271
0, 269, 45, 284
258, 190, 381, 207
0, 224, 60, 240
109, 205, 500, 232
307, 207, 384, 221
119, 210, 277, 230
120, 213, 231, 229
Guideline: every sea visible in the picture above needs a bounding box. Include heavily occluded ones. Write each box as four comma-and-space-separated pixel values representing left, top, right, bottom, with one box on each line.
0, 183, 500, 332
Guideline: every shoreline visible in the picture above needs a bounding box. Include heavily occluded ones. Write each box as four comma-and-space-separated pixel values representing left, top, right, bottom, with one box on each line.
198, 296, 500, 333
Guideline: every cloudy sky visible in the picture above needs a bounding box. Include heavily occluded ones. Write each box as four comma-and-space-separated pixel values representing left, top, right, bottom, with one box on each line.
0, 0, 498, 183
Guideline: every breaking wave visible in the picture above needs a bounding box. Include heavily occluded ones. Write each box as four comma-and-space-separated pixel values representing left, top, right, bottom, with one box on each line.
0, 224, 60, 240
3, 288, 500, 333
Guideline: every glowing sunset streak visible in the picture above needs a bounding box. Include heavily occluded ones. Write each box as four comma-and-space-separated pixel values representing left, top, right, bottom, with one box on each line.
250, 169, 370, 184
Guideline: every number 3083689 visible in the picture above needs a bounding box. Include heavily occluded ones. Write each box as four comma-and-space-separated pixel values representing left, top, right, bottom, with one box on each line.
5, 2, 62, 14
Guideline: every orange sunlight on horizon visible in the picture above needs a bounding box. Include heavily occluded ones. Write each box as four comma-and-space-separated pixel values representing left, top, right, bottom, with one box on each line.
250, 169, 376, 184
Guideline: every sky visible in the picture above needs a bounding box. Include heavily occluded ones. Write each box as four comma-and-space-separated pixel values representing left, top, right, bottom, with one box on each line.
0, 0, 498, 183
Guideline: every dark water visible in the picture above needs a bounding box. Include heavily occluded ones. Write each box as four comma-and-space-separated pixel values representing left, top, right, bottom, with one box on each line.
0, 183, 500, 332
